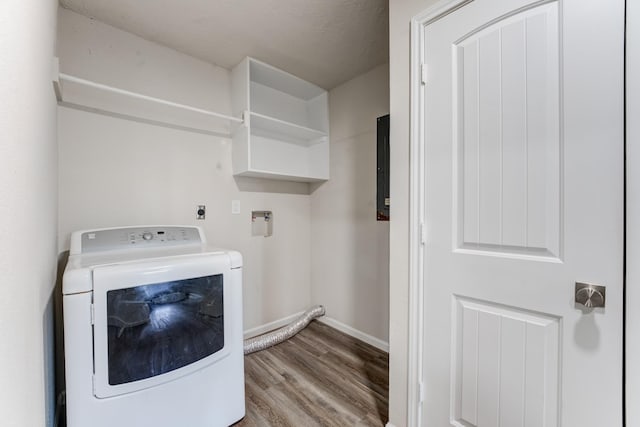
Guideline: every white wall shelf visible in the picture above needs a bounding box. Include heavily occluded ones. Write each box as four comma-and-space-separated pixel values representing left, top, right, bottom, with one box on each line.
52, 62, 242, 137
231, 57, 330, 182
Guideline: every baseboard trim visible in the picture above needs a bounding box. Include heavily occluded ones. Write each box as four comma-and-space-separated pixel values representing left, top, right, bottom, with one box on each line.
318, 316, 389, 352
243, 311, 304, 339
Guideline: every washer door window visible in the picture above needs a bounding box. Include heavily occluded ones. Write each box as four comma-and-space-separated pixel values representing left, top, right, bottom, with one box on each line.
107, 274, 224, 385
92, 255, 232, 398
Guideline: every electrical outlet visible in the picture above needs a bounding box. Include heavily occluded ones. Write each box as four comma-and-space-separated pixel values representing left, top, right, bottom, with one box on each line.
196, 205, 206, 220
231, 200, 241, 214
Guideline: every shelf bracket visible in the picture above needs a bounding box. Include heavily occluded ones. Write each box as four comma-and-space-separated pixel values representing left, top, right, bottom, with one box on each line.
242, 110, 250, 128
52, 57, 62, 102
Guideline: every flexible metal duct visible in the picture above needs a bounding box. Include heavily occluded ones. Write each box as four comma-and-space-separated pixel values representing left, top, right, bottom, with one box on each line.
243, 305, 325, 355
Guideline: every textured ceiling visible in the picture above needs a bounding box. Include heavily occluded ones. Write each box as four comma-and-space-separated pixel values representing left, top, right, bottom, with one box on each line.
58, 0, 389, 89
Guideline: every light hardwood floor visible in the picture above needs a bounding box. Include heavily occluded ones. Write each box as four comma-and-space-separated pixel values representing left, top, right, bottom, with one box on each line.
234, 320, 389, 427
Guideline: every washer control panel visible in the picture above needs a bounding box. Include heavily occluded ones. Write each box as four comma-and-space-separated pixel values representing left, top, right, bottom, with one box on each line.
80, 226, 202, 253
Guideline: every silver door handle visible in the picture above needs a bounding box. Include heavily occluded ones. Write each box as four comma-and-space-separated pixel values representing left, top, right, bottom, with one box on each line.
575, 282, 606, 308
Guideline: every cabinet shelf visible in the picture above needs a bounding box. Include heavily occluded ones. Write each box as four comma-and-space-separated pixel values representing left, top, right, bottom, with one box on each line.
231, 57, 329, 183
234, 168, 328, 183
250, 112, 327, 146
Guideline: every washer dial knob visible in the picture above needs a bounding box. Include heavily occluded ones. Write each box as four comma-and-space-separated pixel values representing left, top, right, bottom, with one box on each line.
142, 232, 153, 241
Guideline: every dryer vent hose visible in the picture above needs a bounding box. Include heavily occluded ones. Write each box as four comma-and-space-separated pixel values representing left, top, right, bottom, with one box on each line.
243, 305, 325, 355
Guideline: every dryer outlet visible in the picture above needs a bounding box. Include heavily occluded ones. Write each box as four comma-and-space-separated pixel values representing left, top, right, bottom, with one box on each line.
196, 205, 206, 220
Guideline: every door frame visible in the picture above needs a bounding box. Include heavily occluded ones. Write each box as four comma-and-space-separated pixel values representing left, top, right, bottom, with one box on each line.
408, 1, 475, 425
626, 0, 638, 424
408, 0, 627, 425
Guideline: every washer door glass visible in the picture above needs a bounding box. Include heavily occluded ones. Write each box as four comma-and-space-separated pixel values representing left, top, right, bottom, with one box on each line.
107, 274, 224, 385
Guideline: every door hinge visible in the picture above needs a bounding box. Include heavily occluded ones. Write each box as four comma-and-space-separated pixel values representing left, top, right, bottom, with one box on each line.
419, 381, 425, 403
420, 222, 426, 245
90, 303, 95, 325
421, 64, 428, 85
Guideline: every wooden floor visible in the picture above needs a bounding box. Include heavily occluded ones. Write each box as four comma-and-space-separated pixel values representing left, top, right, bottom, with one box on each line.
234, 321, 389, 427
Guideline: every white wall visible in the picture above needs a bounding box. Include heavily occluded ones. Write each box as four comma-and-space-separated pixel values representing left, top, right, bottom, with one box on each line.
627, 1, 640, 424
57, 8, 312, 332
310, 64, 390, 346
0, 1, 59, 426
388, 1, 438, 426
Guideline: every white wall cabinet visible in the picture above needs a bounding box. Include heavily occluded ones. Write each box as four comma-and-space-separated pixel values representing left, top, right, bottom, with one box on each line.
231, 57, 329, 182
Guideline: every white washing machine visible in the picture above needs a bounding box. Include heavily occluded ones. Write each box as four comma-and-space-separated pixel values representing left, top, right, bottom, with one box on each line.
63, 226, 245, 427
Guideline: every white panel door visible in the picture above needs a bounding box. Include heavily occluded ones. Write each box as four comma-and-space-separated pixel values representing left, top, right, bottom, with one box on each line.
415, 0, 624, 425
